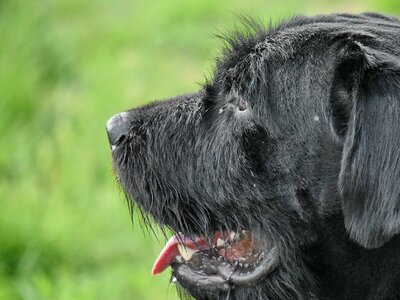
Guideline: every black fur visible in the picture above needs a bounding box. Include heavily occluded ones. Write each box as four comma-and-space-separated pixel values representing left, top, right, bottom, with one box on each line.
109, 13, 400, 300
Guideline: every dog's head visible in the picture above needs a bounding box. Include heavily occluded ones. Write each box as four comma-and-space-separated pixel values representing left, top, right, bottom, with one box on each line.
107, 13, 400, 299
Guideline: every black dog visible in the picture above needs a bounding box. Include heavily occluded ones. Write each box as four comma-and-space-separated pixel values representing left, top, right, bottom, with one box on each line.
106, 13, 400, 300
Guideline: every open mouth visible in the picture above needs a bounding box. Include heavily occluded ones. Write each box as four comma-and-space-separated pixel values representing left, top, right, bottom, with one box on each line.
152, 230, 279, 292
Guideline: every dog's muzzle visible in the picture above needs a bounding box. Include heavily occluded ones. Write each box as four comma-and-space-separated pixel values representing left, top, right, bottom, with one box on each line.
106, 112, 130, 150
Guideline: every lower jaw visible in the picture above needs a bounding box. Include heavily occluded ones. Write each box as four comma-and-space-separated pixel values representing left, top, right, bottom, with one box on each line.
172, 246, 279, 293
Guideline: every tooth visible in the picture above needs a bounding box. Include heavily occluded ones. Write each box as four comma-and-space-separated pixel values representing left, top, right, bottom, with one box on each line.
216, 238, 225, 248
177, 244, 199, 261
171, 277, 177, 284
259, 252, 265, 261
230, 231, 236, 240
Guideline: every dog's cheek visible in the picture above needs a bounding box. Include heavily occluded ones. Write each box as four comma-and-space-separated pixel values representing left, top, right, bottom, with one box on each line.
242, 125, 280, 174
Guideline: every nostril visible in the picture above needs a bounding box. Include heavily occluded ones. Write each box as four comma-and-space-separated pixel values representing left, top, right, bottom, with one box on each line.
115, 134, 126, 145
106, 112, 130, 150
110, 133, 126, 150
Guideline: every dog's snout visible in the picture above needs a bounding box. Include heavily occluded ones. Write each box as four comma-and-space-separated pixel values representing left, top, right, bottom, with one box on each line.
106, 112, 130, 150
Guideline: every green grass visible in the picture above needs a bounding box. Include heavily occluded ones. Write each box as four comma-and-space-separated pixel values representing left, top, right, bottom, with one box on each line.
1, 0, 399, 299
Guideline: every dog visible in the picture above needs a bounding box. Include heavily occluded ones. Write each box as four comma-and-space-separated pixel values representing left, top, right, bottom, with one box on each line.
106, 13, 400, 300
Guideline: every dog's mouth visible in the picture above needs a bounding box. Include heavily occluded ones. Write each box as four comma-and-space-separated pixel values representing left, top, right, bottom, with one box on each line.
152, 230, 279, 292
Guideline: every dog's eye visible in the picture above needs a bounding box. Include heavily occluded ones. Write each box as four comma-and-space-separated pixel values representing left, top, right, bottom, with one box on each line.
238, 98, 247, 111
217, 96, 249, 115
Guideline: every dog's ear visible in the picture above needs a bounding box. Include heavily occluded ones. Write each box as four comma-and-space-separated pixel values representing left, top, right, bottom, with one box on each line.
330, 40, 400, 248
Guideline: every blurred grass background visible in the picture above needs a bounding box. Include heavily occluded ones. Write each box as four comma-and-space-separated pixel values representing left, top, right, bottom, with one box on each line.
0, 0, 399, 299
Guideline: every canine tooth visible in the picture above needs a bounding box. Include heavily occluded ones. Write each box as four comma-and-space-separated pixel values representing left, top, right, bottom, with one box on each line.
171, 277, 177, 284
177, 244, 199, 261
230, 231, 236, 240
216, 238, 225, 248
175, 255, 184, 263
259, 252, 265, 261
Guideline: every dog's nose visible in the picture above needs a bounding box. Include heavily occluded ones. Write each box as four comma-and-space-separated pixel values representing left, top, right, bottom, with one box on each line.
106, 112, 130, 150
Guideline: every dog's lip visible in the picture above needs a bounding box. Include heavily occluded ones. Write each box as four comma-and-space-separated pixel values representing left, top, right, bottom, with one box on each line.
151, 231, 229, 275
172, 246, 278, 292
151, 230, 278, 287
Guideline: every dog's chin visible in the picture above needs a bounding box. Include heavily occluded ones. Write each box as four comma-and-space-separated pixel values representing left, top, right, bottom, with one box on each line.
152, 229, 279, 296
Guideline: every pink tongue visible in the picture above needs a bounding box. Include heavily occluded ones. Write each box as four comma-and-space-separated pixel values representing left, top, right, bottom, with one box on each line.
151, 234, 210, 275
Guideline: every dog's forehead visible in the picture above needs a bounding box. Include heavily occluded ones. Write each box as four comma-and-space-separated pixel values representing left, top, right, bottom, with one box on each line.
212, 22, 316, 93
212, 13, 394, 92
213, 34, 292, 92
